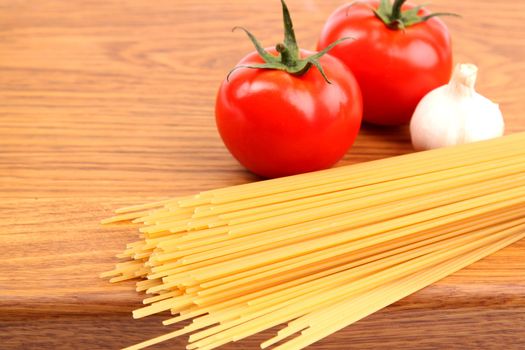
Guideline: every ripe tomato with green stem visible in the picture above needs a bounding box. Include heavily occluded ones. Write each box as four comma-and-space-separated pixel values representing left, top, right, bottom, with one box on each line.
215, 0, 363, 179
318, 0, 456, 126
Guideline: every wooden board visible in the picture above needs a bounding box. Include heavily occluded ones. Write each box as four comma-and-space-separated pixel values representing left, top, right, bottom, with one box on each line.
1, 0, 524, 349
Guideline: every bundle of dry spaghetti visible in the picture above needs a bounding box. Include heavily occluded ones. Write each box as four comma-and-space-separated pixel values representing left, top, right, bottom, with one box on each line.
102, 132, 525, 350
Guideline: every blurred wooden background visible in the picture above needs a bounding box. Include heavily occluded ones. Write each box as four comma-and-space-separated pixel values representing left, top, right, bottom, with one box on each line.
1, 0, 524, 349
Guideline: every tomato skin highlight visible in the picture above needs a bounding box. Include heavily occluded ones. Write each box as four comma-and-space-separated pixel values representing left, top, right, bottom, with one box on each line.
318, 1, 453, 126
215, 49, 363, 179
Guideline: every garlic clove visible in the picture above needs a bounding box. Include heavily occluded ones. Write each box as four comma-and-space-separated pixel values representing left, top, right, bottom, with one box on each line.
463, 95, 504, 143
410, 63, 505, 151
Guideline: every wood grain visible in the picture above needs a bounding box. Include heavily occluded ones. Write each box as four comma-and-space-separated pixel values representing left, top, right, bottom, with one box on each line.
1, 0, 524, 349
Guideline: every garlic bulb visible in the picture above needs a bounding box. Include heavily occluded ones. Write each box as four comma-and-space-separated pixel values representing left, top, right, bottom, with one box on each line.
410, 63, 504, 151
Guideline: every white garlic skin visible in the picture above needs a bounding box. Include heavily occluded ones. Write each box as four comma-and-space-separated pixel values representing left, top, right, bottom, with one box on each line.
410, 64, 505, 151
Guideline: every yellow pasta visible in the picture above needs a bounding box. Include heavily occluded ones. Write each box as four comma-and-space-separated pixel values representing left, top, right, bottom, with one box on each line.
102, 133, 525, 350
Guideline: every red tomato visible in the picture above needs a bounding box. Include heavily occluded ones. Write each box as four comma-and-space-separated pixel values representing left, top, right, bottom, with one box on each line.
215, 48, 362, 178
318, 0, 453, 125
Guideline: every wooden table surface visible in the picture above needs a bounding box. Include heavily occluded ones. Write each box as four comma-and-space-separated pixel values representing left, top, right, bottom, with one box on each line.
1, 0, 524, 349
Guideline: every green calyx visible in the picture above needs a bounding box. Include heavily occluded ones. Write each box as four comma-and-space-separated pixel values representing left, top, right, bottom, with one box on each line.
363, 0, 459, 30
228, 0, 351, 84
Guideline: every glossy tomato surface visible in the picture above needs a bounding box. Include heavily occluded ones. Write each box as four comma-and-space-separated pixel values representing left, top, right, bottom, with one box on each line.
318, 1, 453, 125
216, 49, 362, 178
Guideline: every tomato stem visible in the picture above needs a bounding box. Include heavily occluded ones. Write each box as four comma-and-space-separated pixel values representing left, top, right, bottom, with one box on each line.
227, 0, 352, 84
276, 43, 295, 67
367, 0, 460, 30
390, 0, 407, 21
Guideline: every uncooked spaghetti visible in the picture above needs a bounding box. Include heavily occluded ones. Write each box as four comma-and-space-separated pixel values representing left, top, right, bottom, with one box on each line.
102, 132, 525, 350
